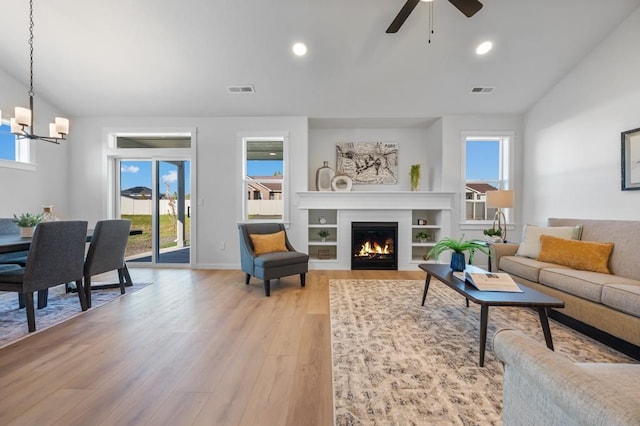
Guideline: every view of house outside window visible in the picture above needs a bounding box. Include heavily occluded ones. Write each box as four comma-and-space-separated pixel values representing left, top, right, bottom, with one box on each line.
464, 136, 511, 222
244, 139, 284, 221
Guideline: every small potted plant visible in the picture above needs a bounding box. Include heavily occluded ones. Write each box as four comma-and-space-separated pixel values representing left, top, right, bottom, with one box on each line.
410, 164, 421, 191
318, 229, 330, 242
415, 231, 430, 243
483, 227, 503, 243
426, 235, 489, 271
13, 212, 44, 238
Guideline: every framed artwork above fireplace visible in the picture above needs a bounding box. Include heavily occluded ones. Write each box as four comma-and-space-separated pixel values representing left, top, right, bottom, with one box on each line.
336, 142, 398, 184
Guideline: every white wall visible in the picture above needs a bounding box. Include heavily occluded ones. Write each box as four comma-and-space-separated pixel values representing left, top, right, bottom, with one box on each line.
0, 68, 70, 219
523, 6, 640, 225
308, 126, 439, 191
67, 116, 308, 269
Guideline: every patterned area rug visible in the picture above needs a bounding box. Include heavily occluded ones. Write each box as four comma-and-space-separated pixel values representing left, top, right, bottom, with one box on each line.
330, 279, 635, 425
0, 281, 151, 349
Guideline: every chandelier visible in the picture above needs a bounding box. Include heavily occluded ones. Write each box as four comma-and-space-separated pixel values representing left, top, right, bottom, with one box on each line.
9, 0, 69, 144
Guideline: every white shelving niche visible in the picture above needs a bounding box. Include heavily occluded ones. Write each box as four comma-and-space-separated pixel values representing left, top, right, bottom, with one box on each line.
307, 209, 338, 262
410, 209, 445, 263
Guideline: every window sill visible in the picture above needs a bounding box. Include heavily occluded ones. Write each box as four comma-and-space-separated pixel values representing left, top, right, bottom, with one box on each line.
0, 159, 36, 172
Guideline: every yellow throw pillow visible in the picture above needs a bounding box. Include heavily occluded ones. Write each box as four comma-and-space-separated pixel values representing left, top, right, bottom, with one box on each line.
537, 235, 613, 274
250, 231, 288, 255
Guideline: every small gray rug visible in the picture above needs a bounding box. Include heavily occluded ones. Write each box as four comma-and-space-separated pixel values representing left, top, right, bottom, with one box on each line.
0, 281, 151, 349
329, 279, 635, 425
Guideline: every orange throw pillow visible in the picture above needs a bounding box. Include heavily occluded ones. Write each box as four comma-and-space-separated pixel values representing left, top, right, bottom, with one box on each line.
250, 231, 288, 255
537, 235, 613, 274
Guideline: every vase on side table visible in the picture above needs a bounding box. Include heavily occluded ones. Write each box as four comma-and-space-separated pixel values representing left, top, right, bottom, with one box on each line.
450, 252, 466, 272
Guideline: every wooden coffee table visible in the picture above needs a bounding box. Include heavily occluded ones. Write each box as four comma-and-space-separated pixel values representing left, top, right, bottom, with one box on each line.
419, 263, 565, 366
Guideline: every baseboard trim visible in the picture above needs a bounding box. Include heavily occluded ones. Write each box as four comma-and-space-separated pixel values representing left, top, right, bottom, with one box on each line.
549, 309, 640, 361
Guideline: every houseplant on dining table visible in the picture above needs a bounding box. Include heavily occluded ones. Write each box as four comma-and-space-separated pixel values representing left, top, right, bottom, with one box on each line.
426, 235, 489, 272
12, 212, 43, 238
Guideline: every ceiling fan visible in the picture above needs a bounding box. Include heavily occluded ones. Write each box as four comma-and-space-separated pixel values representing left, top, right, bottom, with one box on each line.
386, 0, 483, 33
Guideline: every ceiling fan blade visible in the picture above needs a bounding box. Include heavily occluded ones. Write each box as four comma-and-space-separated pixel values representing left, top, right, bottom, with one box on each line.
448, 0, 483, 17
386, 0, 421, 33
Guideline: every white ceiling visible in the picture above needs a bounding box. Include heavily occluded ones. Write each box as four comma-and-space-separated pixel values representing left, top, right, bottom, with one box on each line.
0, 0, 638, 121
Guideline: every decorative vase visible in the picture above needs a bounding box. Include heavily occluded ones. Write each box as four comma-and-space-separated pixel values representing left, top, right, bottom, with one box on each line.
315, 161, 335, 191
20, 226, 34, 238
450, 252, 466, 272
331, 175, 352, 191
41, 205, 59, 222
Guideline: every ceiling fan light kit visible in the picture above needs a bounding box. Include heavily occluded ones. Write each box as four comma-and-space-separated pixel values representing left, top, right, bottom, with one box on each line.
386, 0, 483, 43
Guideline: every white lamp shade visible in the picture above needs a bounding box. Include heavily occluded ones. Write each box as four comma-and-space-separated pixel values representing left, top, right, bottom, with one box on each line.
15, 107, 32, 126
54, 117, 69, 135
486, 190, 514, 208
49, 123, 62, 138
10, 118, 24, 134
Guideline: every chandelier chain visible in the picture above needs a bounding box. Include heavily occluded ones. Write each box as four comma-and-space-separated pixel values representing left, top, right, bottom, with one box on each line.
28, 0, 34, 97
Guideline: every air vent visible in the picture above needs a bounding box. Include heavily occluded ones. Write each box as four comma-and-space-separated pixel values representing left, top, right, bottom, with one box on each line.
227, 85, 255, 94
469, 86, 495, 94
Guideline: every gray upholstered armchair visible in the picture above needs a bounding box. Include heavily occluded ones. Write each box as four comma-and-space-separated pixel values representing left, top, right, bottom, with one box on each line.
238, 223, 309, 297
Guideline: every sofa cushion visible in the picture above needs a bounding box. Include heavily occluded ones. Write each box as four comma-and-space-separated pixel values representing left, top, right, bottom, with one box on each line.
515, 225, 582, 259
499, 255, 570, 283
250, 231, 288, 255
537, 268, 638, 303
601, 284, 640, 318
537, 235, 614, 274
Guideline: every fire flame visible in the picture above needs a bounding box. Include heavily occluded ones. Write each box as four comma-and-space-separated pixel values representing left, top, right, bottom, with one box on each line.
357, 239, 392, 256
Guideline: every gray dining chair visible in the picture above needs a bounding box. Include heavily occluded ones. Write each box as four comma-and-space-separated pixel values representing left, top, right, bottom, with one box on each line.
238, 223, 309, 297
0, 221, 88, 332
83, 219, 133, 308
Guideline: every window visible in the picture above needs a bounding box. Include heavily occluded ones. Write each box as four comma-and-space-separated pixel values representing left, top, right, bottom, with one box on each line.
463, 134, 512, 223
242, 137, 285, 221
0, 123, 30, 165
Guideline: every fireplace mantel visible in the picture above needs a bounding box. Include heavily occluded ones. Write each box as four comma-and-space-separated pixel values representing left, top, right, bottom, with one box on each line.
296, 191, 455, 210
297, 191, 454, 270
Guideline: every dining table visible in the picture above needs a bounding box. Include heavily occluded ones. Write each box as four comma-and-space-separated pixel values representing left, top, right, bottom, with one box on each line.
0, 228, 143, 292
0, 228, 143, 254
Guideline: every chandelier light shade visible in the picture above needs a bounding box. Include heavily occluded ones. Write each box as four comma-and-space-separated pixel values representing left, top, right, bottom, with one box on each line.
9, 0, 69, 144
486, 189, 514, 242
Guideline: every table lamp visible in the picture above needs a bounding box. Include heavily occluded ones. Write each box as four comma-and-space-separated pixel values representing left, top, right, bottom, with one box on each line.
486, 190, 514, 242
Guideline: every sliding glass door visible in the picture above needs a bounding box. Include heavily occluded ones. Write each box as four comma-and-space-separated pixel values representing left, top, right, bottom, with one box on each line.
118, 158, 191, 265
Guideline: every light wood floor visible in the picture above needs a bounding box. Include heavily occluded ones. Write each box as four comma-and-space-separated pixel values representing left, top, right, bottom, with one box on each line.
0, 268, 423, 425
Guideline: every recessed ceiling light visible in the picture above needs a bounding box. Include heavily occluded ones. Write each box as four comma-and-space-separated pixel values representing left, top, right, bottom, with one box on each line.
269, 152, 277, 156
292, 42, 307, 56
476, 41, 493, 55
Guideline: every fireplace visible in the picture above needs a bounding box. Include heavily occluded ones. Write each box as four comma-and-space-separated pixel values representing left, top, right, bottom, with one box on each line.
351, 222, 398, 270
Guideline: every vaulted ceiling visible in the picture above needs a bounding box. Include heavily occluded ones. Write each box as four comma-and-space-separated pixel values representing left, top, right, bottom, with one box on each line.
1, 0, 638, 120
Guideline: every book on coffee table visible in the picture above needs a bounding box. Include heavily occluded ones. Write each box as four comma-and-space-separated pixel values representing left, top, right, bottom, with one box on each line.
465, 271, 523, 292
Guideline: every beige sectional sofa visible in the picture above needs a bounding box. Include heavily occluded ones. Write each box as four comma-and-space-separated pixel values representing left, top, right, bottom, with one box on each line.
494, 329, 640, 425
490, 218, 640, 348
